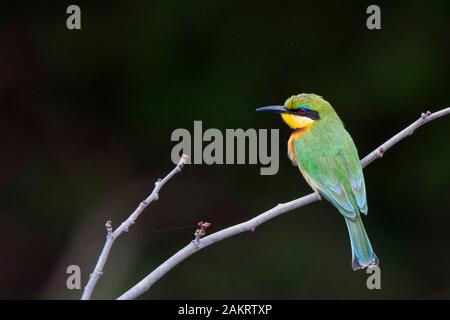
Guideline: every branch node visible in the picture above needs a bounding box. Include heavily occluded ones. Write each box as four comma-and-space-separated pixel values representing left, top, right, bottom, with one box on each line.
191, 240, 200, 248
378, 147, 385, 158
123, 222, 133, 232
105, 220, 113, 235
179, 154, 189, 170
421, 111, 431, 120
92, 270, 103, 276
194, 221, 211, 243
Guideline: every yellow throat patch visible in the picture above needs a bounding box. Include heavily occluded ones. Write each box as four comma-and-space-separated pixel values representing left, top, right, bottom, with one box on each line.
281, 114, 314, 165
281, 113, 314, 129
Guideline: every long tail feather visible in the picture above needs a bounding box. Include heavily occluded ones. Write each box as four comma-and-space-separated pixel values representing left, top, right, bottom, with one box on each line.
344, 216, 379, 270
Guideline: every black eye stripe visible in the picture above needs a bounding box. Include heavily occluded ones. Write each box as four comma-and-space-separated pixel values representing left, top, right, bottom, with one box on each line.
290, 108, 320, 120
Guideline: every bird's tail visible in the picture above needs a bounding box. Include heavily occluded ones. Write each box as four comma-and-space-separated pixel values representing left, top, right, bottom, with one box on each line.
344, 215, 379, 270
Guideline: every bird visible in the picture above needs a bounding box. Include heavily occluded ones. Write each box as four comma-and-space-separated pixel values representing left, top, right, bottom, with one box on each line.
256, 93, 378, 270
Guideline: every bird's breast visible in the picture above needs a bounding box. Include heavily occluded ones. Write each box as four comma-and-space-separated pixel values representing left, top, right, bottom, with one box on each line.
287, 125, 312, 164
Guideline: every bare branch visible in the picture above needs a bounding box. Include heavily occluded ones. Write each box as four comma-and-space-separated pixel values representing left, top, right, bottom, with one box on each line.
81, 154, 189, 300
360, 108, 450, 168
117, 107, 449, 300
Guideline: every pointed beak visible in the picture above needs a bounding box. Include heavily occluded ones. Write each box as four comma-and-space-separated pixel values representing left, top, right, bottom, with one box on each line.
255, 105, 288, 114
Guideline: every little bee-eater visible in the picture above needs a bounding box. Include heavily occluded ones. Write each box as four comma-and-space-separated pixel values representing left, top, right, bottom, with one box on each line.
257, 93, 378, 270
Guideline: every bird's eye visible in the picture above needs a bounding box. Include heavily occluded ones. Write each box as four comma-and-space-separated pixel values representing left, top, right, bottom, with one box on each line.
297, 108, 307, 115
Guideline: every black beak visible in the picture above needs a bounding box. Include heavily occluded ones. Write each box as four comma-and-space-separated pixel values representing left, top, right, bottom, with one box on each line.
255, 105, 288, 114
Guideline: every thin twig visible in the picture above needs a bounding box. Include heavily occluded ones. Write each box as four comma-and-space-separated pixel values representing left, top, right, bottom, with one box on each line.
81, 154, 189, 300
117, 107, 449, 300
360, 109, 449, 168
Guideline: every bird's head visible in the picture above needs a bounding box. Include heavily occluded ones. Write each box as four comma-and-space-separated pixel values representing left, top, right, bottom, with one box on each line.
256, 93, 335, 129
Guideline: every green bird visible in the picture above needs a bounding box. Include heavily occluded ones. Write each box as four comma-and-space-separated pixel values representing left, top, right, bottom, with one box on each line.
256, 93, 378, 270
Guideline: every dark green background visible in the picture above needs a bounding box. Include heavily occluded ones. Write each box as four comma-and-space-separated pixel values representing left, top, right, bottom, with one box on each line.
1, 1, 449, 299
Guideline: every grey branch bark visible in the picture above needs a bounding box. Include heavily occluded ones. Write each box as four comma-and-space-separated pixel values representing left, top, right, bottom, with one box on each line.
81, 154, 189, 300
117, 107, 449, 300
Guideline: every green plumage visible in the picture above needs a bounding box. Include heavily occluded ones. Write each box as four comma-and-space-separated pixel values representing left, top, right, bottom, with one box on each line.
286, 94, 378, 270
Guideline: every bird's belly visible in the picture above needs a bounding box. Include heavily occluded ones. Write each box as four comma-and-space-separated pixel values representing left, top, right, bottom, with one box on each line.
298, 166, 320, 193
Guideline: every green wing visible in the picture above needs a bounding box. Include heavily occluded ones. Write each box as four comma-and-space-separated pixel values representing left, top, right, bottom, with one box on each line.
294, 123, 367, 219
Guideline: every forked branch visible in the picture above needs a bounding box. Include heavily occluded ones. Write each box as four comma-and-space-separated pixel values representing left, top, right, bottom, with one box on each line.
81, 154, 189, 300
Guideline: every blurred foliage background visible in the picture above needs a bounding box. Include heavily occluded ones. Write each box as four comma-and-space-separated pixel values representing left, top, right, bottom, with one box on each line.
0, 1, 449, 299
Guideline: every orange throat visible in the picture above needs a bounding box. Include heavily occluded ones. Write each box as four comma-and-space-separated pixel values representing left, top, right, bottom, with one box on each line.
287, 125, 312, 164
